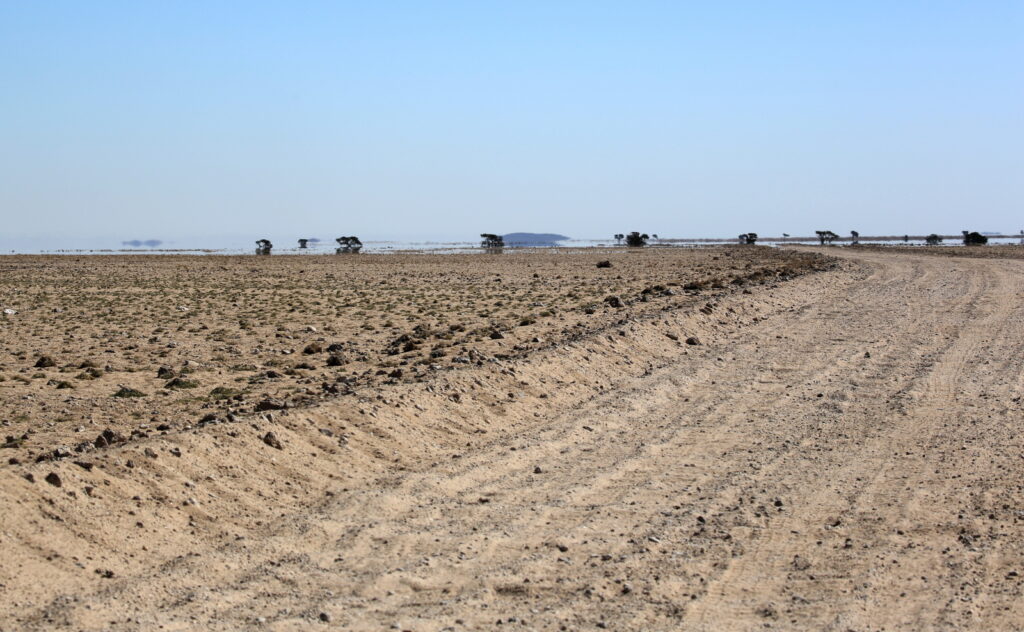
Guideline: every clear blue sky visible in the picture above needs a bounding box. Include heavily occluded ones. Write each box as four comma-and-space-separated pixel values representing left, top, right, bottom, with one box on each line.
1, 1, 1021, 246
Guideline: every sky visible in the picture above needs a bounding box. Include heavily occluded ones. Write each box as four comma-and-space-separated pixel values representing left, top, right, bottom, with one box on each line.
1, 1, 1021, 247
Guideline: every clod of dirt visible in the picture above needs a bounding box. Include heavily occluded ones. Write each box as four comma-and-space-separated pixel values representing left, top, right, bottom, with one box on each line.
262, 432, 283, 450
34, 355, 56, 368
685, 336, 701, 346
44, 472, 62, 487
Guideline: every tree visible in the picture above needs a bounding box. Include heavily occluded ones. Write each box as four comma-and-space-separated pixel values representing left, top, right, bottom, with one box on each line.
739, 233, 758, 245
962, 231, 988, 246
298, 239, 309, 249
255, 239, 273, 255
480, 233, 504, 251
815, 230, 839, 245
335, 236, 363, 253
925, 234, 943, 245
850, 230, 859, 245
614, 233, 625, 245
625, 232, 649, 247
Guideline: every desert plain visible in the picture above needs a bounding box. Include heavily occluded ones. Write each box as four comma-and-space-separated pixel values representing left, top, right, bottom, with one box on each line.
1, 245, 1023, 631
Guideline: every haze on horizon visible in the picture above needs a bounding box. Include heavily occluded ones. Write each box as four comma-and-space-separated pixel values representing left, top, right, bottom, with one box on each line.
1, 2, 1021, 248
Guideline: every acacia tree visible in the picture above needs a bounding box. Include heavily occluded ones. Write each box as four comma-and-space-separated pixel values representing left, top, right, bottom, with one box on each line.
625, 232, 649, 247
335, 236, 363, 253
739, 233, 758, 245
850, 230, 859, 245
925, 234, 943, 245
962, 231, 988, 245
614, 233, 625, 245
815, 230, 839, 245
255, 239, 273, 255
480, 233, 504, 250
298, 238, 309, 249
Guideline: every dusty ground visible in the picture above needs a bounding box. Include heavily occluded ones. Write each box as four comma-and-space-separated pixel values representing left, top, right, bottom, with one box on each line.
2, 247, 1023, 631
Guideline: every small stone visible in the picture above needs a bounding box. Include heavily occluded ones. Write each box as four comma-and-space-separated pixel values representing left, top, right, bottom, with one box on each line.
319, 612, 331, 623
262, 432, 283, 450
45, 472, 62, 487
533, 466, 543, 474
34, 355, 57, 368
685, 336, 701, 346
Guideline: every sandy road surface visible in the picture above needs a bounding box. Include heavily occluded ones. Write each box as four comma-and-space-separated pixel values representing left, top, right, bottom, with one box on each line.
16, 249, 1024, 631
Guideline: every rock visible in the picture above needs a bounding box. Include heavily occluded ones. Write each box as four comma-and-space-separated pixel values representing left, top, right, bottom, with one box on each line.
489, 330, 505, 340
864, 351, 871, 358
113, 385, 147, 398
596, 260, 612, 268
388, 368, 403, 379
666, 333, 679, 341
326, 343, 345, 352
303, 342, 324, 354
157, 366, 176, 379
45, 472, 62, 487
255, 398, 287, 411
165, 377, 198, 389
94, 428, 126, 448
604, 295, 624, 308
685, 336, 701, 346
326, 354, 346, 367
533, 466, 543, 474
144, 447, 158, 459
262, 432, 283, 450
319, 612, 331, 623
34, 355, 57, 368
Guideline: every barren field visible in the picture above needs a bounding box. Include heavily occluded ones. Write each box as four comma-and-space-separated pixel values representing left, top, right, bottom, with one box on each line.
850, 243, 1024, 259
2, 246, 1024, 631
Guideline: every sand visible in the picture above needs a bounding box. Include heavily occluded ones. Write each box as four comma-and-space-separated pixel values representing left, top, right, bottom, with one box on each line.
1, 247, 1022, 630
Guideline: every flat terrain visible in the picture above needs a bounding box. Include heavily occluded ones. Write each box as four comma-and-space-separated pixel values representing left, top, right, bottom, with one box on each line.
2, 247, 1024, 631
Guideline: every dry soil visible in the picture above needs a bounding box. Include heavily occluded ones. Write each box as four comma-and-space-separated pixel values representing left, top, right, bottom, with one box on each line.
1, 247, 1022, 631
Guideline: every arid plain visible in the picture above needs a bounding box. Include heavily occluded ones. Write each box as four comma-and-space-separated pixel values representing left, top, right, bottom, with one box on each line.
2, 246, 1023, 631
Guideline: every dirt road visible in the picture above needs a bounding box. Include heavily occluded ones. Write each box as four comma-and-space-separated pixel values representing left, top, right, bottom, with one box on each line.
12, 249, 1024, 631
